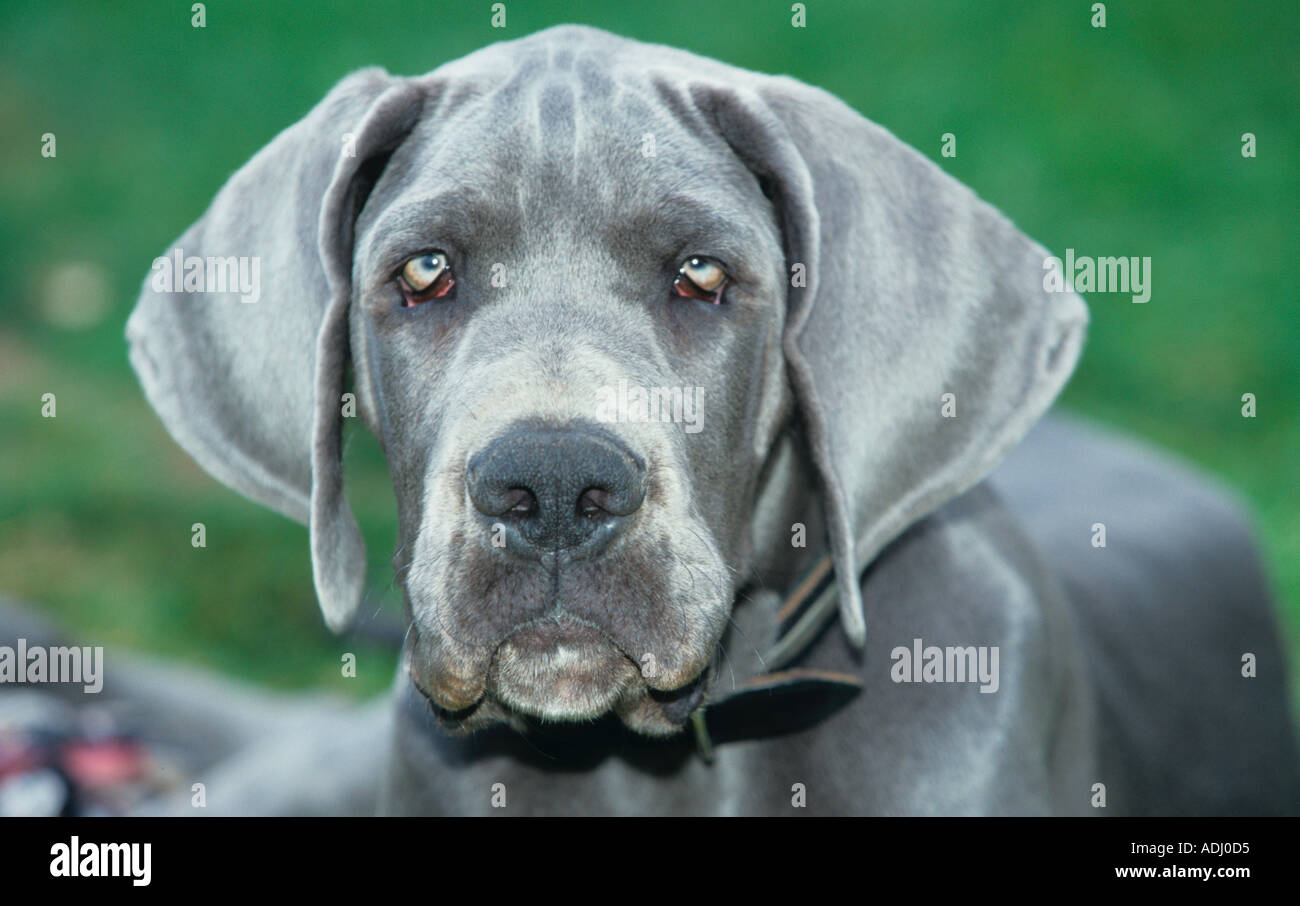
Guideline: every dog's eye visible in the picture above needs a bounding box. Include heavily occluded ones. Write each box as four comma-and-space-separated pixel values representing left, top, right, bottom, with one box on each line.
398, 252, 455, 305
673, 256, 728, 303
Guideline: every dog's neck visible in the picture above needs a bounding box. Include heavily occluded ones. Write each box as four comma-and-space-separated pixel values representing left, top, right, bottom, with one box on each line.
686, 425, 861, 757
718, 425, 830, 679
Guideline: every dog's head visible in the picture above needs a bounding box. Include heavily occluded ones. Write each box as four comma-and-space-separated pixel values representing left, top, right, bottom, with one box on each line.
128, 26, 1085, 736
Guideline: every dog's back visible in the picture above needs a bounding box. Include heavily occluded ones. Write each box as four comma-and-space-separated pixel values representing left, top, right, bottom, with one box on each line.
993, 415, 1300, 815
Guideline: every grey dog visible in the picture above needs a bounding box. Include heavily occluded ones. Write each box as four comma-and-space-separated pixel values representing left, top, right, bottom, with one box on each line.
127, 25, 1300, 815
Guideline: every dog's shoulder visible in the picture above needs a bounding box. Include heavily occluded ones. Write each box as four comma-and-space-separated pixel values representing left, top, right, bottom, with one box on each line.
784, 484, 1097, 814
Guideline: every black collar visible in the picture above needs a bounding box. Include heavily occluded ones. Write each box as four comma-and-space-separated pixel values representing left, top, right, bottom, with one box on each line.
689, 551, 863, 760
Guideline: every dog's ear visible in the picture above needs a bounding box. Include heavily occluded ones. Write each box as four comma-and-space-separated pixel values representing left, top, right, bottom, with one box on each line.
693, 77, 1087, 646
127, 69, 427, 632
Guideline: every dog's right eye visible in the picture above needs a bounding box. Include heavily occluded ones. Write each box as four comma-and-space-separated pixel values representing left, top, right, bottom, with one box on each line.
398, 252, 455, 305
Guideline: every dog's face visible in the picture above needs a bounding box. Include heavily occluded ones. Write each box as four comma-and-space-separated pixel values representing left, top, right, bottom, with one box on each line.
128, 26, 1085, 746
352, 80, 791, 734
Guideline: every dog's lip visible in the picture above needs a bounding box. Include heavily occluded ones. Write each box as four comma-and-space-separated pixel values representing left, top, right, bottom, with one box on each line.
648, 673, 708, 725
404, 612, 712, 727
487, 614, 640, 721
493, 613, 708, 695
500, 612, 610, 649
403, 642, 486, 716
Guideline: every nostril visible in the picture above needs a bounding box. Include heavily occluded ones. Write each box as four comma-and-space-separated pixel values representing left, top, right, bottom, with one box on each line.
577, 487, 612, 519
504, 487, 537, 518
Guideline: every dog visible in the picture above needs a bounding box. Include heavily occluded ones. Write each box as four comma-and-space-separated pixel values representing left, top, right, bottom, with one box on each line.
127, 25, 1300, 815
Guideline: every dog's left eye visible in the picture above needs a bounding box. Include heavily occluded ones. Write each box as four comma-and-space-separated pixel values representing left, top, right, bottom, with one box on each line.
398, 252, 455, 305
673, 256, 728, 303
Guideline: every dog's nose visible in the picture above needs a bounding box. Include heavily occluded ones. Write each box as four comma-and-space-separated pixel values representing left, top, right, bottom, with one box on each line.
466, 424, 646, 557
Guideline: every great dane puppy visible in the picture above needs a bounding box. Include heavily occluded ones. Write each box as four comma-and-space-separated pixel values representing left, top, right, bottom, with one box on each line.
127, 25, 1300, 815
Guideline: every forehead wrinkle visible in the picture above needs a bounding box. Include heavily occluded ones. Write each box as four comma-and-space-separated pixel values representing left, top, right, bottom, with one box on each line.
363, 43, 779, 289
611, 198, 758, 259
575, 50, 615, 101
535, 77, 578, 171
604, 175, 779, 278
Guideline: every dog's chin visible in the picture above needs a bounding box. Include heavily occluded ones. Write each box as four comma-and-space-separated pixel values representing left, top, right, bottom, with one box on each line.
488, 619, 639, 722
411, 616, 709, 737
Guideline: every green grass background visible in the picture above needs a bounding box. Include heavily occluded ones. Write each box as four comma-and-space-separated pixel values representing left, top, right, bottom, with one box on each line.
0, 1, 1296, 702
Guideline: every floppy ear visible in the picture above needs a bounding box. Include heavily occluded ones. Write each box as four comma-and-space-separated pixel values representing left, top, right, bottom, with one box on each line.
127, 69, 427, 632
693, 76, 1087, 646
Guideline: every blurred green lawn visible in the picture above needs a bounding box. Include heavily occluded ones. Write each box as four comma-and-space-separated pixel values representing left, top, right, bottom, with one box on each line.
1, 1, 1296, 701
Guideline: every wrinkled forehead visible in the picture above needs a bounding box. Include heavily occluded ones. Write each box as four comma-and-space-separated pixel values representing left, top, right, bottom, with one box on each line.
356, 49, 774, 271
